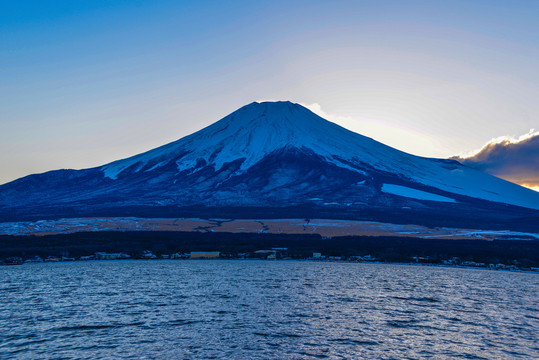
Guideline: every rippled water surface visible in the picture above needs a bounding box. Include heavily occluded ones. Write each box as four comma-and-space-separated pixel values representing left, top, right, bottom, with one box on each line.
1, 261, 538, 359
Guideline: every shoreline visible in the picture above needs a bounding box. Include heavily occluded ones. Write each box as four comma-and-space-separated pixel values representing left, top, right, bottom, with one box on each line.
2, 230, 538, 270
6, 257, 538, 274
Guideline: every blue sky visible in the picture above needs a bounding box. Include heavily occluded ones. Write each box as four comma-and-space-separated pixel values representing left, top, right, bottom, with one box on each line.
1, 1, 538, 184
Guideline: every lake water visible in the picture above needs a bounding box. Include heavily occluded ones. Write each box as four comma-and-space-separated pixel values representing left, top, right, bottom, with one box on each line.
1, 260, 537, 359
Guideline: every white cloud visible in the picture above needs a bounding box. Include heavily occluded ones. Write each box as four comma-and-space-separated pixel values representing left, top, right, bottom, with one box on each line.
455, 129, 539, 159
452, 130, 539, 190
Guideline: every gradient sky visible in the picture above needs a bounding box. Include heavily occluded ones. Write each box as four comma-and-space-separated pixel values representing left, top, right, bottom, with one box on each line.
1, 1, 538, 185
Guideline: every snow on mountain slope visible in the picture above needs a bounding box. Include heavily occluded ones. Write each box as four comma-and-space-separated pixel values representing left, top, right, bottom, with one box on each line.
381, 184, 456, 203
102, 101, 401, 179
101, 101, 539, 210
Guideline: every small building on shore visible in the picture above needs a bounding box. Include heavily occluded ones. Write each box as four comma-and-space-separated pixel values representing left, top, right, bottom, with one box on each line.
95, 252, 130, 260
190, 251, 220, 259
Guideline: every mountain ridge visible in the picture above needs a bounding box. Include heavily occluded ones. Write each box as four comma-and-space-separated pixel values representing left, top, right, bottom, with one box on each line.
0, 101, 538, 230
100, 101, 539, 210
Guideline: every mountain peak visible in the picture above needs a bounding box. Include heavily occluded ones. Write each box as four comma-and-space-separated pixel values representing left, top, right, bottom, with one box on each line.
246, 100, 299, 109
95, 101, 539, 211
101, 99, 372, 180
222, 101, 323, 129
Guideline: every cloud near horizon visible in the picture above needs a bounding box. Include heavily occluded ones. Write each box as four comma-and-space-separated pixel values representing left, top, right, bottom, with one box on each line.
452, 130, 539, 191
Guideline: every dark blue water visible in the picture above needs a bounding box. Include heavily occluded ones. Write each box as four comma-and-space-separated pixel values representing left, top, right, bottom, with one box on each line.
1, 261, 537, 359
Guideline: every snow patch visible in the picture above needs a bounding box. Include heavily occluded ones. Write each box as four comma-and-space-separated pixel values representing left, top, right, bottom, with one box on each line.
145, 160, 169, 172
382, 184, 456, 203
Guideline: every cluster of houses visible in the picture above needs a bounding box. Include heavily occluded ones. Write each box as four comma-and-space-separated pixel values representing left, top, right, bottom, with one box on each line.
2, 250, 221, 264
3, 248, 355, 264
413, 256, 527, 271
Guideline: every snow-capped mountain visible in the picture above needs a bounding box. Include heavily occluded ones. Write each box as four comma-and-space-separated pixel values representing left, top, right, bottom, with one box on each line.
1, 101, 538, 230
